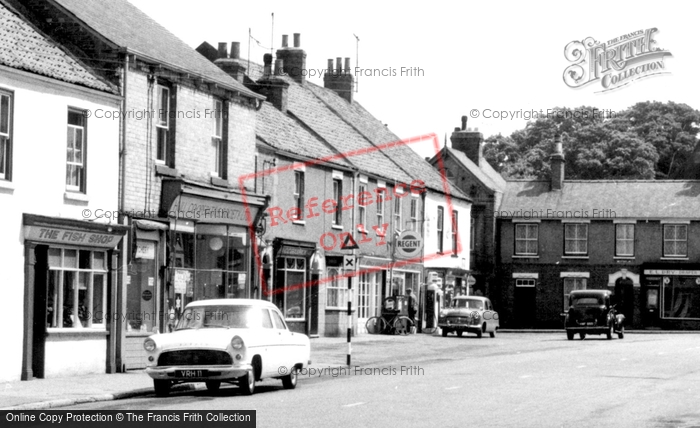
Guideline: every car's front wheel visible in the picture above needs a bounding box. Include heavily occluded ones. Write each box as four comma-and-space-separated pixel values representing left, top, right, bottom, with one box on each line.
238, 369, 255, 395
441, 328, 449, 337
567, 331, 574, 340
456, 331, 463, 337
282, 367, 298, 389
606, 324, 613, 340
618, 325, 625, 339
490, 328, 497, 338
153, 379, 171, 397
579, 333, 586, 340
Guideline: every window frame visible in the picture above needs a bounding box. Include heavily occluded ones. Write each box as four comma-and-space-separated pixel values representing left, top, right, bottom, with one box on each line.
0, 89, 13, 181
326, 266, 350, 309
437, 206, 444, 253
376, 189, 384, 227
564, 223, 588, 256
211, 98, 228, 179
277, 257, 307, 321
451, 210, 459, 254
514, 223, 538, 256
293, 170, 305, 222
358, 183, 367, 227
332, 178, 342, 226
393, 194, 402, 232
409, 198, 418, 232
66, 108, 87, 193
663, 224, 688, 258
155, 83, 176, 167
615, 223, 635, 257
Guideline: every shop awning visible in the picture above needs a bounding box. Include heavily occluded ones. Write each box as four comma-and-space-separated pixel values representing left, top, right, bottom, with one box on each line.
23, 213, 128, 249
274, 238, 316, 258
160, 178, 268, 227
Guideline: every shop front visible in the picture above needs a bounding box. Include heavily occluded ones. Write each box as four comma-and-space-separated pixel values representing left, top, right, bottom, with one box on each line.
641, 264, 700, 329
21, 214, 128, 380
122, 179, 267, 369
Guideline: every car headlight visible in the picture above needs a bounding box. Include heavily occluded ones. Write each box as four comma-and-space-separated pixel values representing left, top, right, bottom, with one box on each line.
231, 335, 244, 350
143, 338, 156, 352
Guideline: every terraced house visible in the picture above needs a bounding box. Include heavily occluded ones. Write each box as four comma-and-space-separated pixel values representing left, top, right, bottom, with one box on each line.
200, 35, 472, 336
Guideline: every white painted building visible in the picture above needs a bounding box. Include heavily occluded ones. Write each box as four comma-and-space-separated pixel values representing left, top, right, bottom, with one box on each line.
0, 1, 126, 382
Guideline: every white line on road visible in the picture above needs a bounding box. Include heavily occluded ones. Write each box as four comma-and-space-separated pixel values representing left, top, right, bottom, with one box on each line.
577, 365, 586, 368
343, 402, 366, 408
445, 386, 461, 390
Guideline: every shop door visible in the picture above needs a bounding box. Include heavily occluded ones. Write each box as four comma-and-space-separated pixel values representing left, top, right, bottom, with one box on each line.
31, 245, 49, 379
514, 282, 536, 328
615, 278, 635, 326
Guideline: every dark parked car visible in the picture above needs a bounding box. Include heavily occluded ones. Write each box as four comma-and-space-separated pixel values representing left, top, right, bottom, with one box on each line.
564, 290, 625, 340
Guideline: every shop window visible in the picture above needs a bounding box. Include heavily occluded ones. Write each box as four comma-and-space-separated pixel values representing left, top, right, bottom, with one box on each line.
326, 267, 349, 308
563, 277, 587, 312
564, 223, 588, 255
663, 224, 687, 257
662, 277, 700, 319
66, 109, 87, 192
0, 90, 13, 181
276, 257, 306, 320
47, 248, 107, 329
615, 224, 635, 257
194, 229, 248, 301
128, 240, 159, 333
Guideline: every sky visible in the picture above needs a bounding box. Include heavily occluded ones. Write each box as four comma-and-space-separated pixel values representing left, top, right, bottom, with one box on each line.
128, 0, 699, 158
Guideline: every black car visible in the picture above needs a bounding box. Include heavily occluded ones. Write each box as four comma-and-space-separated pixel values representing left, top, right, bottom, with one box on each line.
564, 290, 625, 340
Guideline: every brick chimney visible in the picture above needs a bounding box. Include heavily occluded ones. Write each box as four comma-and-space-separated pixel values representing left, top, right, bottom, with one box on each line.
275, 33, 306, 85
323, 57, 354, 103
212, 42, 247, 84
256, 53, 289, 113
550, 135, 565, 191
450, 115, 483, 166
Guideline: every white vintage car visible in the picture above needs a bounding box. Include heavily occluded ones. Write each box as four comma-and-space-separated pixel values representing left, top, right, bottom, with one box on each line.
144, 299, 311, 396
438, 296, 499, 338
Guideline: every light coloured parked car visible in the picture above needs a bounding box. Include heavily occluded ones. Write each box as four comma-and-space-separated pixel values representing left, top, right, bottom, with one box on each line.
438, 296, 499, 338
144, 299, 311, 396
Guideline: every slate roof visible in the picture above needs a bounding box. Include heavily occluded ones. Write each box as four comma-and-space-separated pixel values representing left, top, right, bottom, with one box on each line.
441, 147, 506, 193
256, 101, 351, 169
51, 0, 262, 99
0, 2, 114, 92
498, 180, 700, 219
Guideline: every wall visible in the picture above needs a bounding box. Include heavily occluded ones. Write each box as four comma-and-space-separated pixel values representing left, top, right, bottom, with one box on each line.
0, 68, 120, 382
423, 191, 471, 270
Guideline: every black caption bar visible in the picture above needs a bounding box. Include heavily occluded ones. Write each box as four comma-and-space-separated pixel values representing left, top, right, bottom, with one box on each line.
2, 411, 256, 428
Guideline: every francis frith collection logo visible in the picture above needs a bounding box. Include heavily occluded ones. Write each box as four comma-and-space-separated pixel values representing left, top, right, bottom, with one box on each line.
563, 28, 672, 92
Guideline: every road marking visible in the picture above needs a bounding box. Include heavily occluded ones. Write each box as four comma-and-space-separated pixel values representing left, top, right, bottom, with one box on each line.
343, 402, 366, 408
445, 386, 461, 390
620, 358, 628, 361
577, 365, 586, 369
519, 375, 532, 379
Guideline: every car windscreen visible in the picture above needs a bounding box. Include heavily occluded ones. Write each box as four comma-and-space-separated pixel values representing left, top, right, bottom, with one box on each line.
572, 296, 603, 306
452, 299, 484, 310
176, 305, 269, 330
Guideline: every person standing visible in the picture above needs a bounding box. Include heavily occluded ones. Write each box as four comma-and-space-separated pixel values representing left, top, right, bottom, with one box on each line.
407, 289, 418, 333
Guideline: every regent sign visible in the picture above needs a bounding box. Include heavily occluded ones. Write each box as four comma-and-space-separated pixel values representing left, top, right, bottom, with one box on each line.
395, 231, 423, 259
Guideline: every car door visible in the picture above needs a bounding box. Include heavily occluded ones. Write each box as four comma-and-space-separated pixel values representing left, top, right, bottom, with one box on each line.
270, 308, 296, 375
253, 307, 277, 378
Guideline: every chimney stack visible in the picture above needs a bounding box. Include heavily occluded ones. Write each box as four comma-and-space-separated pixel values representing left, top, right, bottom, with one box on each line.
256, 53, 289, 113
550, 135, 565, 191
212, 41, 247, 83
450, 116, 483, 166
275, 33, 307, 84
324, 56, 354, 103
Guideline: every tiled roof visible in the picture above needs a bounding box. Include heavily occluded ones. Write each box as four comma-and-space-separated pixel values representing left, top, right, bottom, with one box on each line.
0, 2, 114, 92
256, 101, 351, 169
498, 180, 700, 219
307, 83, 469, 199
51, 0, 261, 99
442, 147, 506, 193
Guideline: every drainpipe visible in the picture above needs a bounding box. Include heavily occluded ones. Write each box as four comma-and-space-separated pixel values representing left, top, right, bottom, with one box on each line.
116, 50, 129, 373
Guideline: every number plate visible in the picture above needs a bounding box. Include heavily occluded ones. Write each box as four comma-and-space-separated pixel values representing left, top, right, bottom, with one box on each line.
176, 370, 208, 378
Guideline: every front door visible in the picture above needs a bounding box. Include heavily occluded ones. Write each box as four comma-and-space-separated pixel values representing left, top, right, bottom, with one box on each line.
31, 245, 49, 379
615, 278, 635, 326
514, 280, 536, 328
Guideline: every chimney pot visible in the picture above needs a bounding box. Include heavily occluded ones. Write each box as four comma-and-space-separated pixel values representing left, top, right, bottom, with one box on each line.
336, 57, 342, 72
282, 35, 288, 48
550, 135, 565, 191
274, 59, 284, 75
263, 53, 273, 76
461, 115, 468, 131
344, 57, 351, 73
454, 127, 460, 132
217, 42, 227, 59
327, 59, 334, 74
293, 33, 301, 48
230, 42, 240, 59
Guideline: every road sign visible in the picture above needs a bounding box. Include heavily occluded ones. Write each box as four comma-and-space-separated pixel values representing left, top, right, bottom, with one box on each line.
340, 234, 359, 250
395, 230, 423, 259
343, 255, 356, 270
467, 274, 477, 286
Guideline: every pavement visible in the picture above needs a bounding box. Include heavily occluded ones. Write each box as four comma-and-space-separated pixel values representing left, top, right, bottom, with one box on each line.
2, 329, 696, 410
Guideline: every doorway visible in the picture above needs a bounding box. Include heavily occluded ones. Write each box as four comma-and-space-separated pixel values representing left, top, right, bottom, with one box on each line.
514, 279, 536, 328
615, 277, 635, 326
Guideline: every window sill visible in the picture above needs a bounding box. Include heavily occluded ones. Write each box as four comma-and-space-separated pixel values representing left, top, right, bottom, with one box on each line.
46, 328, 108, 337
661, 257, 690, 261
155, 164, 179, 177
292, 220, 306, 226
562, 256, 589, 259
332, 224, 343, 230
210, 176, 229, 188
512, 255, 539, 259
613, 256, 635, 260
64, 191, 89, 204
0, 180, 14, 193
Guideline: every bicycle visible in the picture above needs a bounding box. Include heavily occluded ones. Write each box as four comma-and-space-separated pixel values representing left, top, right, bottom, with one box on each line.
366, 312, 413, 335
